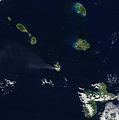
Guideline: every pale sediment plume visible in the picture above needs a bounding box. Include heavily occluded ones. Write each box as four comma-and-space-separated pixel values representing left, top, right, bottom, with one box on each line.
0, 43, 53, 73
28, 63, 53, 70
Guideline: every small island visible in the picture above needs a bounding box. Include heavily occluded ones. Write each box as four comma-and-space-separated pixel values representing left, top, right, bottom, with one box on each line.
73, 39, 90, 51
30, 36, 37, 45
73, 2, 86, 16
78, 82, 116, 118
8, 16, 12, 21
54, 62, 61, 72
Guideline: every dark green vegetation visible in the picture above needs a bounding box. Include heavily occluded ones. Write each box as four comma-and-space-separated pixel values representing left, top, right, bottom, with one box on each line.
16, 23, 28, 33
73, 2, 86, 16
73, 39, 90, 51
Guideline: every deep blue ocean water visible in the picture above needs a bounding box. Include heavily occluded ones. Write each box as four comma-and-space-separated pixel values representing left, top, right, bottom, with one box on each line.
0, 0, 119, 120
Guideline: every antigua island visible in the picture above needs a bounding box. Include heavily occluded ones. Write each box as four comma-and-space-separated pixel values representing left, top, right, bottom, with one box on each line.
73, 38, 90, 51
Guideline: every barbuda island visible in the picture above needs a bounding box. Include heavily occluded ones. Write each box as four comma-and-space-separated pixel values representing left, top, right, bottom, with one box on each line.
73, 38, 90, 51
73, 2, 86, 16
78, 82, 117, 119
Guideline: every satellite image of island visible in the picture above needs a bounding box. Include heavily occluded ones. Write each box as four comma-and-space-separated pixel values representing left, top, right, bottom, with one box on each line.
0, 0, 119, 120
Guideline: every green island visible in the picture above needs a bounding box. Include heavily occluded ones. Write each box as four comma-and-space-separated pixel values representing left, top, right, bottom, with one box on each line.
16, 23, 29, 33
16, 23, 37, 45
73, 39, 90, 51
73, 2, 86, 16
8, 16, 12, 21
78, 82, 117, 119
54, 62, 61, 72
16, 23, 31, 37
30, 36, 37, 45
